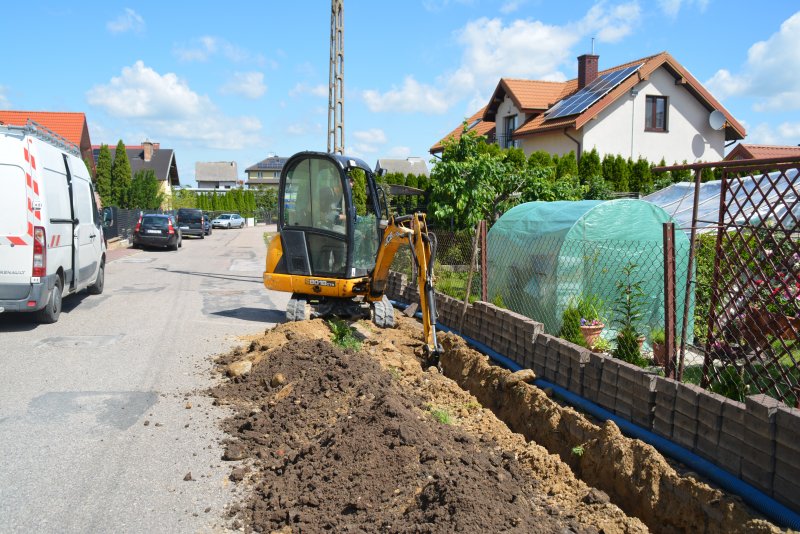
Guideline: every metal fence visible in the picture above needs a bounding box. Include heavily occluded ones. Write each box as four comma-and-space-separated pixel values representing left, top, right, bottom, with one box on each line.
678, 159, 800, 407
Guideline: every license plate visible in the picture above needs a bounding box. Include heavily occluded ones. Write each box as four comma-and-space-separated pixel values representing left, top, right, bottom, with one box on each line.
180, 226, 189, 230
146, 230, 161, 234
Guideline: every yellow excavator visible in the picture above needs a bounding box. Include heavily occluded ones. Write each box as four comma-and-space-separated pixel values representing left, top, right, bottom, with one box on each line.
263, 151, 441, 355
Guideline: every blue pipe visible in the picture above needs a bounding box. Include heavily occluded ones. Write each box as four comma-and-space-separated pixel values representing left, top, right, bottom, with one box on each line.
390, 300, 800, 530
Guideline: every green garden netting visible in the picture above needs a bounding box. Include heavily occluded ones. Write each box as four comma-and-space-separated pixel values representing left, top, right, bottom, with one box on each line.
487, 199, 693, 342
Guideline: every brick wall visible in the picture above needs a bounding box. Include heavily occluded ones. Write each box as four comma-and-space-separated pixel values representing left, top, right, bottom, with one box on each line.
386, 271, 800, 512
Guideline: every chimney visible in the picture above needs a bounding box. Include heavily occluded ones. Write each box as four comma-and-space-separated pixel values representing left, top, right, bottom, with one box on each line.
577, 54, 599, 89
143, 139, 154, 162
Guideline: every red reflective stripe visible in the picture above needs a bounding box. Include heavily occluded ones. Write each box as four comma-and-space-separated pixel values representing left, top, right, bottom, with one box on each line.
24, 148, 29, 162
26, 173, 31, 187
31, 155, 36, 170
8, 236, 25, 245
55, 235, 61, 247
34, 211, 41, 220
33, 181, 39, 195
27, 222, 33, 236
27, 198, 32, 212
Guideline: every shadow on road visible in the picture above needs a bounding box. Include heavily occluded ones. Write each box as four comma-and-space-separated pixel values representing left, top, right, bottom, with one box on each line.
154, 266, 262, 284
0, 313, 38, 332
210, 307, 285, 323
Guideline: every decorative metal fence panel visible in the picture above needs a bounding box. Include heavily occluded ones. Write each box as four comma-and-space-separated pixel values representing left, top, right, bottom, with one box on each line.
703, 164, 800, 406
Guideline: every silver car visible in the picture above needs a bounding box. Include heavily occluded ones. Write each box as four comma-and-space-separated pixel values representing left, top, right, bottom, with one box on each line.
211, 213, 245, 229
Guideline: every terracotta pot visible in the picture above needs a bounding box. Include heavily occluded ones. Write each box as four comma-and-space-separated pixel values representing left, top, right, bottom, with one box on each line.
580, 323, 604, 348
652, 342, 666, 366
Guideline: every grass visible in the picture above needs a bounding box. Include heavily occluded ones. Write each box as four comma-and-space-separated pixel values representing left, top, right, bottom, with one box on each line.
571, 444, 585, 457
424, 403, 453, 425
327, 318, 362, 351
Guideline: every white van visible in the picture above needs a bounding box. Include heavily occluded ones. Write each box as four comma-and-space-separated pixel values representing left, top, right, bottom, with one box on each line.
0, 120, 106, 323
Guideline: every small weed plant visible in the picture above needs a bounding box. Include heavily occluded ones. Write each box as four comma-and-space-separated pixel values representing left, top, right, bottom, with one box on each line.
571, 444, 585, 457
327, 318, 362, 351
425, 404, 453, 425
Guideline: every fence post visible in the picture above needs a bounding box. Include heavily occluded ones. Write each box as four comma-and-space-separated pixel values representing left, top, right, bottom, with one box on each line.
480, 220, 488, 302
459, 220, 482, 332
663, 222, 677, 379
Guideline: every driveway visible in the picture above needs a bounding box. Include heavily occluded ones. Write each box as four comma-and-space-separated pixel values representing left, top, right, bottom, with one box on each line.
0, 225, 289, 533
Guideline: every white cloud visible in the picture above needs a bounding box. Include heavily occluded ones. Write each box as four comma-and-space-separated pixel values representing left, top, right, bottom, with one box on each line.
362, 2, 641, 114
705, 12, 800, 111
220, 71, 267, 99
86, 61, 261, 150
289, 83, 327, 98
353, 128, 387, 144
422, 0, 475, 12
174, 36, 257, 63
574, 2, 641, 43
107, 8, 145, 34
87, 61, 208, 119
388, 146, 412, 159
286, 122, 323, 136
364, 76, 449, 114
745, 121, 800, 145
352, 143, 379, 154
500, 0, 526, 14
0, 86, 10, 109
657, 0, 709, 18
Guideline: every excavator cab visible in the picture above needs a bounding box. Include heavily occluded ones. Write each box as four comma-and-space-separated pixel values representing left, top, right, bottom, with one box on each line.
278, 151, 383, 280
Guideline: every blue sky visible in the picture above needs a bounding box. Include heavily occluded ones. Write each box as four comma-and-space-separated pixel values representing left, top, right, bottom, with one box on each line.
2, 1, 799, 186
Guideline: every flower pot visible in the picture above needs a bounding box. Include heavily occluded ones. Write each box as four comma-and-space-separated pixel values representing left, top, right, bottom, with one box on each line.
580, 323, 604, 348
652, 342, 666, 366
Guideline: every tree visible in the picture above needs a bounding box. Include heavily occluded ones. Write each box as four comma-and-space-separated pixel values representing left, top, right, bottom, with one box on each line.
555, 151, 578, 180
170, 188, 197, 209
111, 140, 132, 208
350, 169, 368, 216
129, 169, 165, 209
629, 157, 653, 194
527, 150, 554, 175
578, 148, 602, 185
95, 144, 113, 206
429, 125, 519, 229
611, 154, 630, 191
601, 153, 615, 185
254, 187, 278, 222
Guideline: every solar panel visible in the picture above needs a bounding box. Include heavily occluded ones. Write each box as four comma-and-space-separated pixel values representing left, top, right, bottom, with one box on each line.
256, 158, 288, 170
546, 64, 643, 120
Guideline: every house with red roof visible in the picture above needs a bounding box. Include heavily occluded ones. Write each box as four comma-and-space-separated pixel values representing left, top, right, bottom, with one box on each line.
431, 52, 745, 165
724, 143, 800, 161
0, 110, 93, 164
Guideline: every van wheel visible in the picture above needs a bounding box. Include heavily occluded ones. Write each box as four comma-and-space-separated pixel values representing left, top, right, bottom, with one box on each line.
36, 277, 63, 324
87, 261, 105, 295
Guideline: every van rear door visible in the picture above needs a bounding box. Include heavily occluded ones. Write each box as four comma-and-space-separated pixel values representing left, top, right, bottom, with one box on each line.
0, 162, 32, 286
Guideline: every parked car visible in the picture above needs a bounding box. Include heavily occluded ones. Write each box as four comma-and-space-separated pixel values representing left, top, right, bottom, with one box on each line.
211, 213, 245, 229
0, 121, 106, 323
176, 208, 205, 238
132, 214, 182, 251
203, 213, 212, 236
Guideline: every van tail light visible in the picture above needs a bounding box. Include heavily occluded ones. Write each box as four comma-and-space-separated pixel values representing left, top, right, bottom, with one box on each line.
168, 219, 175, 235
134, 216, 142, 233
33, 226, 46, 278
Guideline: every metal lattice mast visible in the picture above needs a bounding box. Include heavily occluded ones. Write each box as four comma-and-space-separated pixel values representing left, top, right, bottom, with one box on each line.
328, 0, 344, 154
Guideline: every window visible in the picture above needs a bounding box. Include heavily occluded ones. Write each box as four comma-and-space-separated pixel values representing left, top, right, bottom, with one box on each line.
645, 95, 668, 132
503, 115, 517, 148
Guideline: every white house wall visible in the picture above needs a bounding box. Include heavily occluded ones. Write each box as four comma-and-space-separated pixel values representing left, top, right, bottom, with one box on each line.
582, 67, 725, 163
519, 130, 581, 157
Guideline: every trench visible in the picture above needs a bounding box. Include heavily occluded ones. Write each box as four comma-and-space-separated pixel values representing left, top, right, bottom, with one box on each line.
435, 332, 782, 533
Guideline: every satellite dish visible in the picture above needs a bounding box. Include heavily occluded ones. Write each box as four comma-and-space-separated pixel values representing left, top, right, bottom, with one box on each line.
709, 110, 726, 130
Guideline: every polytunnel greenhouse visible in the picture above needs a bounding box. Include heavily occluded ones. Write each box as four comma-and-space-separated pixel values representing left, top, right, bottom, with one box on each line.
487, 199, 693, 341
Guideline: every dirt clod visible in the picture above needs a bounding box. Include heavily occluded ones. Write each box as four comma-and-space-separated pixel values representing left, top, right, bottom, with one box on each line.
183, 472, 193, 481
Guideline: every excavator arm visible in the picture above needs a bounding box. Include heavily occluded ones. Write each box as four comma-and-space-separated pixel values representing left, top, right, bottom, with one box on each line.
370, 213, 441, 356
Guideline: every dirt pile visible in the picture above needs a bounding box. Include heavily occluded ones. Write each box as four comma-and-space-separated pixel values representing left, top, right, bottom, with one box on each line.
211, 319, 646, 533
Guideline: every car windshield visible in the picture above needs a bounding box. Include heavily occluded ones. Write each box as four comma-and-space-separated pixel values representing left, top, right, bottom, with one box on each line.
218, 215, 231, 220
142, 216, 168, 228
179, 211, 202, 223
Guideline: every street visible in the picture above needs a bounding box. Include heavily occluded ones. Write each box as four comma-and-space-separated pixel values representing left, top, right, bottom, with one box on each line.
0, 225, 288, 533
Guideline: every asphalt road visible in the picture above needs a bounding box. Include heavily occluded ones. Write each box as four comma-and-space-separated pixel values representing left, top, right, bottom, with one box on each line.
0, 225, 289, 533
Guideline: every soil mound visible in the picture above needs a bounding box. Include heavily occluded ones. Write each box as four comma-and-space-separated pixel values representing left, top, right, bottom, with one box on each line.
211, 330, 631, 533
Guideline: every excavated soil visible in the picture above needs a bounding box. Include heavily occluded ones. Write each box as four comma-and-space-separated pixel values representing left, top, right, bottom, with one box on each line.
210, 315, 784, 534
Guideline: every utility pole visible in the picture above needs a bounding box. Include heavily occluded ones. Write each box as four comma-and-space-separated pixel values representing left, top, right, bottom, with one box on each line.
328, 0, 344, 154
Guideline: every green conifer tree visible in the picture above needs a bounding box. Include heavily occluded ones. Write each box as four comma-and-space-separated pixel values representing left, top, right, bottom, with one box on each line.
111, 140, 132, 208
95, 144, 113, 206
578, 148, 602, 185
